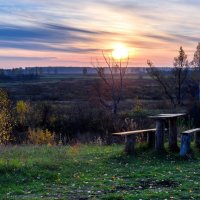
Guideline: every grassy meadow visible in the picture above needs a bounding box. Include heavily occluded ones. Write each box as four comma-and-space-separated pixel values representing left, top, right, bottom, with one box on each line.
0, 74, 159, 105
1, 144, 200, 200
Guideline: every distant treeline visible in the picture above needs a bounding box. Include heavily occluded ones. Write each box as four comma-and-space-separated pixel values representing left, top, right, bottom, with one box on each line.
0, 66, 159, 76
0, 66, 195, 82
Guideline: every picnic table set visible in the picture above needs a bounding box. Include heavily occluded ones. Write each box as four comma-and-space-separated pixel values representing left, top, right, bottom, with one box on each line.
113, 113, 200, 156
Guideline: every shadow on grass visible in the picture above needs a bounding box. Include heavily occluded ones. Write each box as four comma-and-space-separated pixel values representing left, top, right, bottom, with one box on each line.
106, 143, 200, 165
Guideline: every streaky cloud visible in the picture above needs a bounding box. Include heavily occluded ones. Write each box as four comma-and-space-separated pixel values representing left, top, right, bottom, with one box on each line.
43, 23, 99, 34
0, 40, 101, 53
0, 56, 57, 61
0, 24, 96, 43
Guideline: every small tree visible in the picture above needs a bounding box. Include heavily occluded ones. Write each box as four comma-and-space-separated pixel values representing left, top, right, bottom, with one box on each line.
147, 46, 189, 106
173, 46, 189, 105
191, 42, 200, 101
0, 89, 13, 144
92, 52, 129, 115
147, 60, 176, 107
16, 100, 30, 125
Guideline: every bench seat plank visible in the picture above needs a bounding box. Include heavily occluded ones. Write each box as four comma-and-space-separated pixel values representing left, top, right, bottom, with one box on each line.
182, 128, 200, 134
113, 128, 156, 136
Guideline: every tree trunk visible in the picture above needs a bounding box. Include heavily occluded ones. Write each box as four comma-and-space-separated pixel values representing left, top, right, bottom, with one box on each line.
180, 133, 191, 157
155, 119, 165, 151
169, 118, 179, 152
112, 101, 118, 115
125, 135, 136, 155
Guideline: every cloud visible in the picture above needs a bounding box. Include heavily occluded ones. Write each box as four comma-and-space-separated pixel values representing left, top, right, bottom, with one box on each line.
142, 34, 178, 43
142, 33, 200, 44
0, 21, 123, 54
0, 56, 57, 61
0, 40, 101, 53
172, 34, 200, 43
43, 23, 99, 34
0, 24, 96, 43
0, 23, 105, 53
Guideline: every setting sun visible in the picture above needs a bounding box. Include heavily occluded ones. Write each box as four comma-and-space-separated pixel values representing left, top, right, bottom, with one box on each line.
112, 43, 129, 59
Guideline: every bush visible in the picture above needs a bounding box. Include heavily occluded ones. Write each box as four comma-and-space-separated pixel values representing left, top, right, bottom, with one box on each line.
16, 100, 30, 125
0, 89, 13, 144
28, 128, 55, 145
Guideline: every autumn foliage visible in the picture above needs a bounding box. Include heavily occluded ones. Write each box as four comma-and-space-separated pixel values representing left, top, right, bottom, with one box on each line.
0, 89, 13, 144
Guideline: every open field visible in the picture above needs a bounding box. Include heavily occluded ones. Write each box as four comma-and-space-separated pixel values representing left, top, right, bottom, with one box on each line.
1, 144, 200, 200
0, 74, 165, 111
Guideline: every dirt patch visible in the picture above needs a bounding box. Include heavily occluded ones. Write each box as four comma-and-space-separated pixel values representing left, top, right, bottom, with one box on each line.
64, 179, 178, 199
139, 179, 177, 189
113, 179, 177, 192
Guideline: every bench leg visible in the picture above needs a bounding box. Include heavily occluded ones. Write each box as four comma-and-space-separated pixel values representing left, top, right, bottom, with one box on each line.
155, 119, 165, 151
180, 133, 191, 157
125, 135, 136, 155
195, 132, 200, 149
148, 132, 155, 148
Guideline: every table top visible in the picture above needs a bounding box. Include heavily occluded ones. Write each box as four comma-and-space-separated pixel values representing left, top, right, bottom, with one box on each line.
149, 113, 186, 119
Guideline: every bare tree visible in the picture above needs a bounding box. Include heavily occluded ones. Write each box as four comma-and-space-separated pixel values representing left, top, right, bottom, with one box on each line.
191, 42, 200, 101
173, 46, 189, 105
92, 51, 129, 115
146, 60, 176, 107
193, 43, 200, 67
147, 46, 189, 106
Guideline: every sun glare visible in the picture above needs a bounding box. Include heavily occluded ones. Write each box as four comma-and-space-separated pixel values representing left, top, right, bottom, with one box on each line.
112, 43, 129, 59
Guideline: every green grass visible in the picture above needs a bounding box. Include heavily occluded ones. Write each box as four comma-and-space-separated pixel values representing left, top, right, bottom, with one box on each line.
0, 144, 200, 200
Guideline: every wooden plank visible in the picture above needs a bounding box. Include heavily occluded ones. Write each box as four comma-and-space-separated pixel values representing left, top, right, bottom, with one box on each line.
182, 128, 200, 134
149, 113, 186, 119
113, 128, 156, 136
159, 113, 185, 116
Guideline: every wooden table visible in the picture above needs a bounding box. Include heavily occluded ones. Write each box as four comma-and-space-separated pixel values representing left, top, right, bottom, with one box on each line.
149, 113, 186, 152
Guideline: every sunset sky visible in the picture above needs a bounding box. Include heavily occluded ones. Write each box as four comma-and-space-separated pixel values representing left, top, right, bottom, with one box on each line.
0, 0, 200, 68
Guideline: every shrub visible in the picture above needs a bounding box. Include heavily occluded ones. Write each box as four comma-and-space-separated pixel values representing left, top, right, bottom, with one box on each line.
0, 89, 13, 144
28, 128, 55, 145
16, 100, 30, 125
133, 96, 143, 112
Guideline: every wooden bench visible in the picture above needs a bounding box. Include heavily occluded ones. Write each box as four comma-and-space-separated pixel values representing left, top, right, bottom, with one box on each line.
113, 129, 156, 154
180, 128, 200, 157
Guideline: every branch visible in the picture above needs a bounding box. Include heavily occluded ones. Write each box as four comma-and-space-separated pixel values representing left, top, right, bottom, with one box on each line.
147, 60, 176, 106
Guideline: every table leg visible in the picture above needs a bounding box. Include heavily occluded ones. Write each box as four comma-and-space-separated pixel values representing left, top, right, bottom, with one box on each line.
155, 119, 165, 151
169, 118, 179, 152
